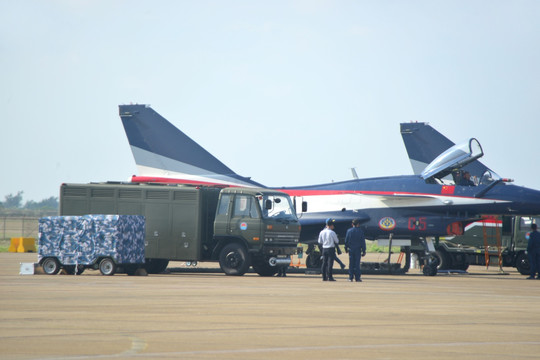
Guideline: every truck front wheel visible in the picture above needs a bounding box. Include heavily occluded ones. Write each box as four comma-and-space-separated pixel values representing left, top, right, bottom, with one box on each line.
219, 243, 250, 276
99, 258, 117, 276
42, 257, 60, 275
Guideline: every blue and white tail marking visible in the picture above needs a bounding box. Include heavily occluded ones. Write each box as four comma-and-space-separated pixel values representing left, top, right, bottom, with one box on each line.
400, 122, 491, 179
119, 104, 262, 187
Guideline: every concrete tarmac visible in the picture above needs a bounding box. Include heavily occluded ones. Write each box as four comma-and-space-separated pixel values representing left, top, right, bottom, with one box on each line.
1, 252, 540, 360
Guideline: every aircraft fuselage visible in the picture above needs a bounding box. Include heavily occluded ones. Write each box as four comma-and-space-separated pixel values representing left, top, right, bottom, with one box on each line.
279, 175, 540, 242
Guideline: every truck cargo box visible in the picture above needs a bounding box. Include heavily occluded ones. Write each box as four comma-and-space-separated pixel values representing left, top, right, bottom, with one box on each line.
38, 215, 145, 275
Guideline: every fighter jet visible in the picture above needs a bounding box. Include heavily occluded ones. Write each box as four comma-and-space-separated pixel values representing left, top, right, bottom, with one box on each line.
119, 105, 540, 275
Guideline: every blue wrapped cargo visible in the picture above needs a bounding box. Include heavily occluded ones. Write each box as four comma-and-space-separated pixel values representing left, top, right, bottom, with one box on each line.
38, 215, 145, 275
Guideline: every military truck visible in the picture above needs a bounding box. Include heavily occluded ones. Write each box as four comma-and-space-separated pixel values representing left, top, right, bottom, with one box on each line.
60, 183, 304, 276
411, 215, 539, 275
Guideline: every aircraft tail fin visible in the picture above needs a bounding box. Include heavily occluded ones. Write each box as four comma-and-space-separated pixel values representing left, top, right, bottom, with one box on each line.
119, 104, 263, 187
400, 122, 491, 179
400, 122, 456, 175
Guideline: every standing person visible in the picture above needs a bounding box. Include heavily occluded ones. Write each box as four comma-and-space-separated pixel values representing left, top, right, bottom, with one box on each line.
318, 218, 339, 281
276, 265, 288, 277
345, 218, 366, 282
527, 223, 540, 279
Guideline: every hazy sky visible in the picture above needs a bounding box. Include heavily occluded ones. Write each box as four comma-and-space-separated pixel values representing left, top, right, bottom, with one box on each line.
2, 0, 539, 202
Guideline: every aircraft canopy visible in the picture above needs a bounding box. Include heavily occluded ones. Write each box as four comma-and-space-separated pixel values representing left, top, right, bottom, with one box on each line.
421, 138, 484, 180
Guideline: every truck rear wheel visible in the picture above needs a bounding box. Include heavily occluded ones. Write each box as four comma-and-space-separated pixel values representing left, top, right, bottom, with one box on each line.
144, 259, 169, 274
42, 257, 60, 275
99, 258, 117, 276
252, 259, 278, 277
219, 243, 250, 276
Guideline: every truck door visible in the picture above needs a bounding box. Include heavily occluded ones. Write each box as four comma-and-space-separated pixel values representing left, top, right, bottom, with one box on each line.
229, 194, 262, 244
214, 193, 232, 237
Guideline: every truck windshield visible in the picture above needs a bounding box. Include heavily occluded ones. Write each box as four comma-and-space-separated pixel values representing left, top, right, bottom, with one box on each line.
259, 194, 298, 221
519, 216, 540, 231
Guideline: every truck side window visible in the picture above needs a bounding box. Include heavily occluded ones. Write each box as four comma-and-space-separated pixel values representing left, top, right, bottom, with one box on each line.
217, 194, 231, 216
520, 217, 532, 230
233, 195, 259, 218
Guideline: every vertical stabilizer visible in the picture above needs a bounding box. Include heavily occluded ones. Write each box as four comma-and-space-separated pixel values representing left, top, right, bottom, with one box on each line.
400, 122, 491, 179
119, 104, 263, 187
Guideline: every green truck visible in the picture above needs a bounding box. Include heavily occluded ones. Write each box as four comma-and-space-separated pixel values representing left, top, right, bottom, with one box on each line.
60, 183, 303, 276
411, 215, 539, 275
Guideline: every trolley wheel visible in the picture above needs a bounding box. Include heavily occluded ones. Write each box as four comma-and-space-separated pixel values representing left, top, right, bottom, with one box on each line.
99, 258, 117, 276
42, 257, 61, 275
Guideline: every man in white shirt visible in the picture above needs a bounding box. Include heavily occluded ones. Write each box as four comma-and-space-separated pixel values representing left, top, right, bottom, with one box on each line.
318, 218, 339, 281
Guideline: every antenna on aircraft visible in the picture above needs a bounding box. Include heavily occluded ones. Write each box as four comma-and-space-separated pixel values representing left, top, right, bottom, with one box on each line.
351, 168, 359, 180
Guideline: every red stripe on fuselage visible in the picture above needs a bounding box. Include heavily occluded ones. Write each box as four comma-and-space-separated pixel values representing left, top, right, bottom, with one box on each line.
131, 176, 494, 201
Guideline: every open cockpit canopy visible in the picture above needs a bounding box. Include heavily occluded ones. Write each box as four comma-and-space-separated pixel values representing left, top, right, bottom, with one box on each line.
420, 138, 500, 185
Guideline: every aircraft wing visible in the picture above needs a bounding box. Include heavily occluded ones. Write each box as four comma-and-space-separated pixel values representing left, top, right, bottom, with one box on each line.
360, 192, 452, 207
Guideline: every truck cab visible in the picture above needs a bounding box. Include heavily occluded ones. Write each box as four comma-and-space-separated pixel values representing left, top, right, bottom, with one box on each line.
213, 188, 302, 276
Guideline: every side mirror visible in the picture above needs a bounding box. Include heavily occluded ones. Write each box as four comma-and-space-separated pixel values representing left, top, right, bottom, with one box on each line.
265, 199, 273, 210
302, 201, 308, 212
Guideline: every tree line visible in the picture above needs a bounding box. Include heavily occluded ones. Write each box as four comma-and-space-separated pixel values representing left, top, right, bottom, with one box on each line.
0, 191, 58, 216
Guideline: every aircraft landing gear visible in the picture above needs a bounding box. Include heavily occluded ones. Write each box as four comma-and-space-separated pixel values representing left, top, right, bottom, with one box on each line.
421, 237, 439, 276
422, 255, 440, 276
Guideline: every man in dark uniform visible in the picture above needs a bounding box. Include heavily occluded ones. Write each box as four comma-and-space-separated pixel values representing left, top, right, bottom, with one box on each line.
527, 223, 540, 279
345, 218, 366, 282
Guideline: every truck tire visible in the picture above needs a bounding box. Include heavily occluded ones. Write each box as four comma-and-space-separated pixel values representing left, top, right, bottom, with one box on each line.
42, 257, 60, 275
515, 252, 530, 275
144, 259, 169, 274
219, 243, 250, 276
435, 250, 452, 270
452, 254, 469, 271
99, 258, 117, 276
252, 259, 278, 277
